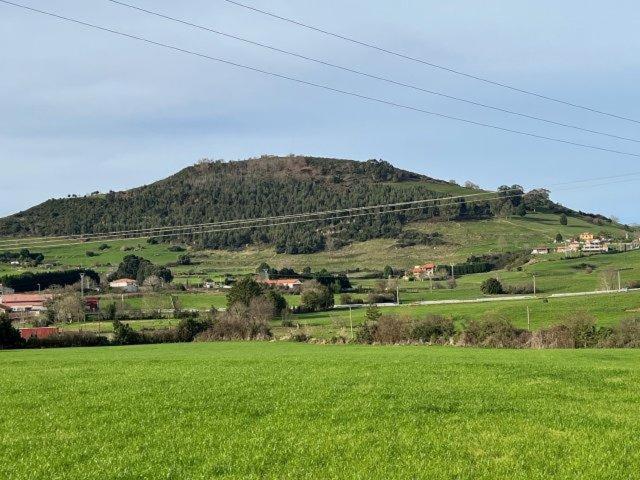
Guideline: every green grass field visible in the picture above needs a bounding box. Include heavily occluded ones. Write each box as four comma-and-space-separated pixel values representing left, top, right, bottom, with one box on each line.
1, 342, 638, 479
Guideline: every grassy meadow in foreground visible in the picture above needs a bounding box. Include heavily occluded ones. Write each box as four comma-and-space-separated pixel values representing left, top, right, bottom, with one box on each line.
1, 342, 639, 479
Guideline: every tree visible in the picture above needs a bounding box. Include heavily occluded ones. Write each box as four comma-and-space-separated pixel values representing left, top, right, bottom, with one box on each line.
365, 304, 382, 323
227, 276, 264, 308
53, 294, 86, 323
383, 265, 394, 278
560, 214, 568, 226
464, 181, 480, 190
0, 314, 23, 349
300, 280, 334, 311
480, 278, 504, 295
555, 233, 564, 243
516, 204, 527, 217
177, 254, 191, 266
263, 289, 287, 315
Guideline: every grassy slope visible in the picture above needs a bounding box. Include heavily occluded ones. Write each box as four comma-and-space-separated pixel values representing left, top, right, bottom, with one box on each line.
1, 342, 638, 479
0, 213, 630, 278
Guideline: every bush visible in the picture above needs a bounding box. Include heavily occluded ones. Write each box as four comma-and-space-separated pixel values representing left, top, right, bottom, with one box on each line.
598, 318, 640, 348
300, 280, 334, 311
503, 283, 535, 295
176, 317, 212, 342
530, 324, 576, 349
26, 331, 109, 348
410, 315, 455, 343
339, 293, 364, 305
196, 301, 272, 341
372, 315, 409, 344
85, 251, 98, 257
627, 280, 640, 289
480, 278, 504, 295
562, 312, 599, 348
366, 293, 396, 304
458, 316, 529, 348
112, 320, 141, 345
0, 315, 24, 349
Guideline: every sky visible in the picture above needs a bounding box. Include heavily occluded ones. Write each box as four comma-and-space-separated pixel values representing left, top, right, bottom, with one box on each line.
1, 0, 640, 223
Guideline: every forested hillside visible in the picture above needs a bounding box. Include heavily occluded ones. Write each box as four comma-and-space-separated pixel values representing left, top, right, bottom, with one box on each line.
0, 156, 613, 254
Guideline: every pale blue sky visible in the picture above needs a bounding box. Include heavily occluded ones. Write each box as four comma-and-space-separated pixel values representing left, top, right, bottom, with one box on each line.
1, 0, 639, 222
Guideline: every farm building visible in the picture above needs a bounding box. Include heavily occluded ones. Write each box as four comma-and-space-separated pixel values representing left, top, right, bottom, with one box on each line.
556, 242, 580, 254
18, 327, 60, 340
582, 240, 609, 253
108, 278, 139, 292
260, 278, 303, 290
0, 294, 51, 315
408, 263, 437, 279
579, 232, 595, 242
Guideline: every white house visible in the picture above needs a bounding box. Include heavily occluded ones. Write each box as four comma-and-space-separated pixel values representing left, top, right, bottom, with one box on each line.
109, 278, 139, 293
531, 247, 550, 255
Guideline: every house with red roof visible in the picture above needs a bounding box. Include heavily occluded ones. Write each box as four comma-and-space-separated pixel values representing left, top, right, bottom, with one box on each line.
408, 263, 437, 280
0, 294, 52, 315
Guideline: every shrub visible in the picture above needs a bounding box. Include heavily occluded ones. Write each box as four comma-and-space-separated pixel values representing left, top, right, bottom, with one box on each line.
458, 316, 529, 348
355, 322, 376, 344
0, 315, 24, 349
627, 280, 640, 289
98, 244, 110, 251
112, 320, 141, 345
167, 245, 186, 252
176, 318, 212, 342
410, 315, 455, 343
197, 302, 272, 341
367, 293, 396, 304
503, 283, 535, 295
85, 251, 98, 257
372, 315, 409, 344
598, 318, 640, 348
339, 293, 363, 305
529, 325, 575, 349
26, 331, 109, 348
562, 311, 599, 348
480, 278, 504, 295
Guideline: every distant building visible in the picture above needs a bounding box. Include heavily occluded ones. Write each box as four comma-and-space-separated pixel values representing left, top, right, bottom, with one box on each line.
409, 263, 437, 279
109, 278, 139, 292
556, 241, 580, 254
260, 278, 303, 290
85, 297, 99, 312
19, 327, 60, 340
0, 294, 51, 315
579, 232, 595, 242
531, 247, 550, 255
582, 240, 609, 253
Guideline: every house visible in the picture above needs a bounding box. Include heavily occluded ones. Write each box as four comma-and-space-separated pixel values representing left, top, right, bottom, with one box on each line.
260, 278, 303, 290
531, 247, 550, 255
19, 327, 60, 340
0, 294, 51, 314
108, 278, 139, 292
582, 240, 609, 253
409, 263, 437, 279
579, 232, 595, 242
556, 241, 580, 254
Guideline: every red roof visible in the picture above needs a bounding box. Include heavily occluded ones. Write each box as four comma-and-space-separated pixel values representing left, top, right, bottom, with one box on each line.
411, 263, 436, 273
1, 294, 51, 307
19, 327, 60, 340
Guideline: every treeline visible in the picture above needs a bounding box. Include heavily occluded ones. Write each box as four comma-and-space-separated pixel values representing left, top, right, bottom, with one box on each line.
0, 157, 493, 254
1, 269, 99, 292
0, 249, 44, 266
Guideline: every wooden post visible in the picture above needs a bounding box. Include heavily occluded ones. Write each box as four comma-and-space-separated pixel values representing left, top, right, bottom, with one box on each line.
527, 306, 531, 331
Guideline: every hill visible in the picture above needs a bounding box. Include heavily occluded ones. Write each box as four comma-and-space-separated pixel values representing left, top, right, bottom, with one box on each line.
0, 155, 620, 255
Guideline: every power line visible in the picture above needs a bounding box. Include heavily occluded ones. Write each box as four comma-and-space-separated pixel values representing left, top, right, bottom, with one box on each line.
0, 190, 520, 248
3, 1, 640, 160
104, 0, 640, 144
220, 0, 640, 125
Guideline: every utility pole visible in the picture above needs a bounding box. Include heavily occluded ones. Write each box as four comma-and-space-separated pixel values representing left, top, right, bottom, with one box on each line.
349, 306, 353, 339
37, 283, 41, 293
526, 306, 531, 331
532, 274, 537, 296
79, 272, 85, 298
451, 264, 455, 280
618, 270, 622, 291
396, 284, 400, 305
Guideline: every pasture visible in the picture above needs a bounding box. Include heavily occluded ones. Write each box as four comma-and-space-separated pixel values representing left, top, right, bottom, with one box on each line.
1, 342, 638, 479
